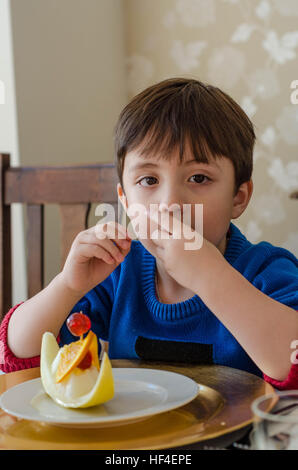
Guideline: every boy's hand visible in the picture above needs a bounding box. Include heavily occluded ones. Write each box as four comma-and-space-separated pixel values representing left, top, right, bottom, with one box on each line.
60, 221, 132, 296
147, 211, 226, 295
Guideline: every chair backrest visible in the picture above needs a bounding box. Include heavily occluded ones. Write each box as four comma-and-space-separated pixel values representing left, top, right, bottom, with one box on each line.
0, 153, 122, 321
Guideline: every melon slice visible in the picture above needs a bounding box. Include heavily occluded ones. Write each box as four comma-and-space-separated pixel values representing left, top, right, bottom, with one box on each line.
40, 331, 114, 408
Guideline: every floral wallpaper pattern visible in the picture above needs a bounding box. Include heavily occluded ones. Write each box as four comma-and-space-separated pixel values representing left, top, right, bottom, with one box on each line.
124, 0, 298, 256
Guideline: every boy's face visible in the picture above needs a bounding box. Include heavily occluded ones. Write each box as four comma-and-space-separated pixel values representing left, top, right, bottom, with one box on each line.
117, 138, 253, 257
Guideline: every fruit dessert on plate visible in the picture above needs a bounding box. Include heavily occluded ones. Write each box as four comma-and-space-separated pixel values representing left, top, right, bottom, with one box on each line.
40, 312, 114, 408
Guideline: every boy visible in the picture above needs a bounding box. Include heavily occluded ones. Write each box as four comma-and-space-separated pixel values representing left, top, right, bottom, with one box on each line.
1, 77, 298, 390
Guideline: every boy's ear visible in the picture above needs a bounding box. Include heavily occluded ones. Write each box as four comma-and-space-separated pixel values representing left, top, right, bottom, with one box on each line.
231, 179, 253, 220
117, 183, 128, 212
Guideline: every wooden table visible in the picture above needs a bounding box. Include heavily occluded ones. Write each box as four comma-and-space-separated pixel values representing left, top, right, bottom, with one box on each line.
0, 360, 275, 450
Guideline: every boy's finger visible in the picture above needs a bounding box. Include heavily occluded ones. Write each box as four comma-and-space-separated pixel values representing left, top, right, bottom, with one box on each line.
146, 210, 185, 243
146, 208, 200, 241
117, 238, 131, 250
145, 209, 172, 236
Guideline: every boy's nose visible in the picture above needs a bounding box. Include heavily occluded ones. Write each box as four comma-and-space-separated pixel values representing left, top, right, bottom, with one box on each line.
158, 202, 182, 213
157, 192, 184, 212
155, 202, 198, 230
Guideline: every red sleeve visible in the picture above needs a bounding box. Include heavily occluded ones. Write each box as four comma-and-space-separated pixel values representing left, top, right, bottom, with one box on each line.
263, 310, 298, 390
0, 302, 61, 374
263, 364, 298, 390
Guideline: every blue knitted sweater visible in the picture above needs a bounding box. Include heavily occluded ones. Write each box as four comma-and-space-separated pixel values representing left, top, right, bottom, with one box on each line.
59, 222, 298, 378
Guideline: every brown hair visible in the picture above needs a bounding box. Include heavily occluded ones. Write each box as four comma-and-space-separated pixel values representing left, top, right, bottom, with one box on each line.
113, 77, 256, 196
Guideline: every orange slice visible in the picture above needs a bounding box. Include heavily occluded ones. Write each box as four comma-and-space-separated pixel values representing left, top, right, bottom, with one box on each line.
88, 332, 100, 371
56, 330, 98, 383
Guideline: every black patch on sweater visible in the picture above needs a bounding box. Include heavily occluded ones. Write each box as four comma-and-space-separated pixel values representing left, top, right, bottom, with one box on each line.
135, 336, 214, 364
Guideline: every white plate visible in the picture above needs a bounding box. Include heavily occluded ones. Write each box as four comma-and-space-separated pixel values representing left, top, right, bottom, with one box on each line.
0, 368, 199, 428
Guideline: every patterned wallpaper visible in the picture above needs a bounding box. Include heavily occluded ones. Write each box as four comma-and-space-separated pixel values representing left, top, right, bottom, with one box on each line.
124, 0, 298, 256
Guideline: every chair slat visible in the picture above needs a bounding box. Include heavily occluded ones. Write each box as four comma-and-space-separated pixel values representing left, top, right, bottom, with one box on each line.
0, 155, 120, 324
5, 164, 118, 204
26, 204, 44, 298
59, 203, 91, 270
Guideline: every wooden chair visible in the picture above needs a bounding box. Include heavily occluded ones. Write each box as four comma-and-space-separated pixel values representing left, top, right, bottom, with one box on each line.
0, 153, 122, 322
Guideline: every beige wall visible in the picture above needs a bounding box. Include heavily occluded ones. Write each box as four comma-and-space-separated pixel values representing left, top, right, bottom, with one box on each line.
125, 0, 298, 256
10, 0, 127, 290
0, 0, 27, 305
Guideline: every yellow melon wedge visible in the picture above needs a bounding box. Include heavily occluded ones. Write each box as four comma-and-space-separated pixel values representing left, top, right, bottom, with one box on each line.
40, 332, 114, 408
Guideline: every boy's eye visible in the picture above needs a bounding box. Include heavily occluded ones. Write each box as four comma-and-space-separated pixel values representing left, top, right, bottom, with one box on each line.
189, 174, 211, 184
137, 174, 211, 186
137, 176, 158, 187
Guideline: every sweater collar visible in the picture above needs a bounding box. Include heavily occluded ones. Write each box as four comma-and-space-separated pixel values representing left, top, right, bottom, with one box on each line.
141, 221, 250, 321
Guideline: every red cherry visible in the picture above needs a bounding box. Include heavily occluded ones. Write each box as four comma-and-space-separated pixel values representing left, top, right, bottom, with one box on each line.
77, 350, 92, 370
66, 311, 91, 337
